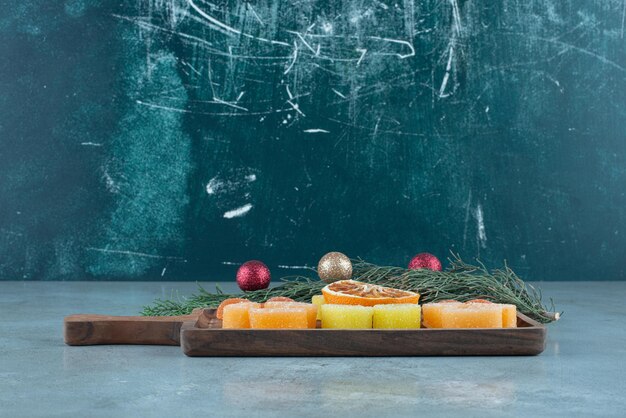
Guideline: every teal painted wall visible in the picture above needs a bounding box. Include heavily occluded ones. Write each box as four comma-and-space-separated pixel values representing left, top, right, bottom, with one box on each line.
1, 0, 625, 280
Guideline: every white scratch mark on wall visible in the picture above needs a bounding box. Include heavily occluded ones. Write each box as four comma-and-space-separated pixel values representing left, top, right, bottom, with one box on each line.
621, 0, 625, 39
303, 129, 330, 133
221, 261, 241, 265
186, 0, 289, 46
205, 177, 222, 195
81, 142, 103, 147
86, 247, 186, 261
475, 204, 487, 248
356, 48, 367, 66
247, 3, 264, 26
439, 44, 454, 97
525, 34, 626, 73
136, 99, 191, 113
450, 0, 463, 35
213, 98, 249, 111
375, 0, 389, 10
223, 203, 253, 219
367, 36, 415, 58
287, 100, 305, 116
182, 60, 202, 76
284, 41, 298, 74
288, 31, 317, 54
332, 89, 347, 99
277, 264, 310, 269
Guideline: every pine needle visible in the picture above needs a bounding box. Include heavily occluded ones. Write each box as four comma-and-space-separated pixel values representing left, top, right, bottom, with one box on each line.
141, 254, 560, 323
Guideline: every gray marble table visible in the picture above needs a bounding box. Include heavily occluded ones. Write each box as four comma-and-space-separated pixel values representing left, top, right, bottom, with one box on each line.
1, 281, 624, 417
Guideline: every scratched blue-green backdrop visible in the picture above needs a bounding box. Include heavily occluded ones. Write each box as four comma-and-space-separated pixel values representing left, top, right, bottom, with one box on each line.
1, 0, 625, 280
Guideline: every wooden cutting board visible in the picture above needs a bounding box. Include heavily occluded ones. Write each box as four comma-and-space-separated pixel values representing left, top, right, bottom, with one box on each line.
64, 308, 546, 355
64, 308, 208, 346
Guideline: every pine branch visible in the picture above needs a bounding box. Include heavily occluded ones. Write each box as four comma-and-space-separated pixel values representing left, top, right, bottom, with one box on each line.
141, 254, 560, 323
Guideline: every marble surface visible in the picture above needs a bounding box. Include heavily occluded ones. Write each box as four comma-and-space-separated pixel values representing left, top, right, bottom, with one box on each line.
1, 281, 624, 417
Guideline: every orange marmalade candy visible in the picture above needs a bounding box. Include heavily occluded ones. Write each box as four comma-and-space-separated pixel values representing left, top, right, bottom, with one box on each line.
216, 298, 251, 319
265, 296, 296, 303
422, 300, 462, 328
221, 302, 261, 328
501, 304, 518, 328
248, 307, 308, 329
263, 301, 318, 328
467, 299, 517, 327
440, 304, 503, 328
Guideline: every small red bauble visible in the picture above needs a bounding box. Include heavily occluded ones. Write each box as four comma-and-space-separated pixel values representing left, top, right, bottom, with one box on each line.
236, 260, 271, 291
408, 253, 442, 271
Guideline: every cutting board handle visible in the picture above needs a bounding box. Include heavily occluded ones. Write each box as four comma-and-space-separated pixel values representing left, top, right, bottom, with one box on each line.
64, 310, 202, 346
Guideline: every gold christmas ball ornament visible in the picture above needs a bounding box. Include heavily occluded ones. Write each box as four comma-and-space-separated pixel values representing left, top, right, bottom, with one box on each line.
317, 252, 353, 283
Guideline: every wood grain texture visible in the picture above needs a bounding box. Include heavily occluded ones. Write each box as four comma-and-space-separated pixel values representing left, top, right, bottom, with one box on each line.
63, 310, 202, 346
180, 311, 547, 357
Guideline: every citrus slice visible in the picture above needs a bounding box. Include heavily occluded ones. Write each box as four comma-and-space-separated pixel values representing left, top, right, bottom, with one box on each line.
321, 280, 420, 306
216, 298, 251, 319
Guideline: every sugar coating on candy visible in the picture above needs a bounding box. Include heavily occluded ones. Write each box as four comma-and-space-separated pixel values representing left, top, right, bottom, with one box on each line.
423, 301, 517, 328
373, 304, 421, 329
501, 304, 517, 328
311, 295, 326, 320
216, 298, 251, 320
248, 307, 308, 329
265, 296, 295, 303
263, 301, 318, 328
222, 302, 261, 328
466, 299, 493, 304
422, 301, 462, 328
440, 304, 503, 328
321, 304, 373, 329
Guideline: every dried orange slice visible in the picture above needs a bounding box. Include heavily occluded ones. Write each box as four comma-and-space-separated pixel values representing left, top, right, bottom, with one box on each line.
216, 298, 251, 319
322, 280, 420, 306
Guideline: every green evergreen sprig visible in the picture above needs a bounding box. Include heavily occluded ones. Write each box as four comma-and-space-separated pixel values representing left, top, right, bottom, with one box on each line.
141, 254, 559, 323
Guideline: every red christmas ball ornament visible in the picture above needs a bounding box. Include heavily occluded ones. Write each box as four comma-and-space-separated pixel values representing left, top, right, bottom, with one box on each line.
236, 260, 271, 291
408, 253, 442, 271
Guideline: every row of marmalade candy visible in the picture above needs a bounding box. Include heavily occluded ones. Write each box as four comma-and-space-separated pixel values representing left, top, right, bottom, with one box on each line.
218, 297, 516, 329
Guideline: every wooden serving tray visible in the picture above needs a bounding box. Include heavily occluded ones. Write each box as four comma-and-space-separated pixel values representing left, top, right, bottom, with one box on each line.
180, 309, 547, 357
